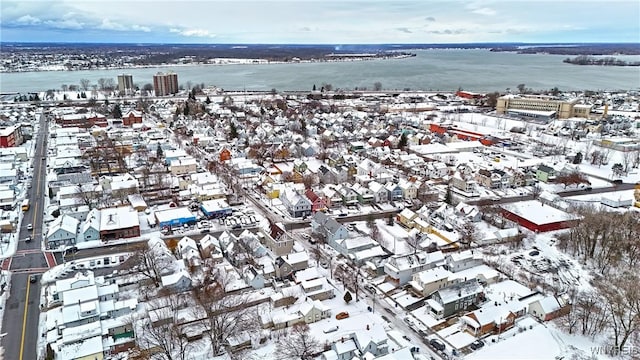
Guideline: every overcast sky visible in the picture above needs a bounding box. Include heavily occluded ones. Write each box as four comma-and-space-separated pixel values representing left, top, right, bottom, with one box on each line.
1, 0, 639, 44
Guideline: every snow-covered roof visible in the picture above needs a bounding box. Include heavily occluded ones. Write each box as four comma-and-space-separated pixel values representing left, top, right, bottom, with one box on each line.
415, 266, 453, 284
100, 206, 139, 231
501, 200, 581, 225
47, 215, 79, 238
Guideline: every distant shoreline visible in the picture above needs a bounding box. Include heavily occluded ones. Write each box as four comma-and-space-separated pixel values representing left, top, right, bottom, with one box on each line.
0, 53, 415, 74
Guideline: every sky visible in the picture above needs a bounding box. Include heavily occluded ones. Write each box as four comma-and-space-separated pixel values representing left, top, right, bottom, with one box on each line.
1, 0, 639, 44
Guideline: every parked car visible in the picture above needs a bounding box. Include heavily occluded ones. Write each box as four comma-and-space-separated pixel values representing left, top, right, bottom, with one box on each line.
29, 274, 37, 283
335, 312, 349, 320
429, 339, 446, 352
323, 326, 339, 333
470, 340, 485, 350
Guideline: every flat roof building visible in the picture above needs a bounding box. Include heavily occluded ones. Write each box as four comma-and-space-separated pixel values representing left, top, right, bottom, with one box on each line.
496, 95, 590, 119
153, 71, 179, 96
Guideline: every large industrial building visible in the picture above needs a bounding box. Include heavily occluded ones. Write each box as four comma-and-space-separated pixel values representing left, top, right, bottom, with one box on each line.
496, 95, 592, 120
153, 71, 179, 96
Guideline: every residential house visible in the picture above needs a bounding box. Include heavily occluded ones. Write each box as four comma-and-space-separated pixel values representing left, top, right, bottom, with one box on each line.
264, 299, 331, 330
399, 180, 418, 200
305, 189, 328, 213
336, 184, 358, 206
462, 303, 522, 336
275, 251, 310, 279
426, 161, 449, 179
317, 164, 336, 184
99, 206, 140, 241
384, 251, 445, 286
397, 208, 418, 228
169, 156, 198, 176
257, 225, 294, 256
411, 266, 455, 297
368, 181, 389, 204
351, 183, 374, 204
454, 202, 482, 222
427, 279, 484, 319
536, 165, 556, 183
301, 277, 335, 301
475, 169, 502, 189
310, 212, 348, 245
451, 171, 477, 193
46, 215, 80, 249
385, 182, 403, 201
528, 295, 571, 321
444, 250, 484, 273
279, 189, 312, 218
79, 208, 101, 243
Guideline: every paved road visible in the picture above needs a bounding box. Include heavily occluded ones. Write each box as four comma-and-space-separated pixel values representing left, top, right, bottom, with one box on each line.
1, 112, 53, 360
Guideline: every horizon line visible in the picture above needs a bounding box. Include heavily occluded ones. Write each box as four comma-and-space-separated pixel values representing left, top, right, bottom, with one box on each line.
2, 41, 639, 46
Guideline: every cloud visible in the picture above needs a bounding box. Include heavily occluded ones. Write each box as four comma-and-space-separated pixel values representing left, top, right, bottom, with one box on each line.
15, 14, 41, 25
97, 19, 151, 32
300, 27, 311, 32
44, 18, 84, 30
425, 16, 436, 22
472, 7, 496, 16
428, 28, 470, 35
171, 27, 216, 38
396, 27, 412, 34
98, 18, 126, 31
131, 24, 151, 32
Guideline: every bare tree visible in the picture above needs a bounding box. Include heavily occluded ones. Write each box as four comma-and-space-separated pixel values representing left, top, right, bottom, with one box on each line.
373, 82, 383, 91
80, 78, 91, 91
275, 323, 321, 360
73, 183, 99, 210
126, 242, 175, 288
621, 151, 634, 173
191, 279, 257, 356
598, 272, 640, 351
135, 294, 197, 360
458, 221, 478, 247
406, 234, 421, 254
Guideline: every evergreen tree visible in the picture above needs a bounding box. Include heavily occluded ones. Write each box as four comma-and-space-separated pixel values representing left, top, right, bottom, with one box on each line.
112, 103, 122, 119
343, 291, 352, 304
312, 84, 316, 91
229, 122, 238, 139
398, 132, 408, 149
183, 105, 190, 116
156, 143, 164, 160
205, 96, 211, 104
573, 152, 583, 164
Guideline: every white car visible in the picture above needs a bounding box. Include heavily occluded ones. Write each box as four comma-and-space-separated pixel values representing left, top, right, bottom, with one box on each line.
27, 224, 33, 230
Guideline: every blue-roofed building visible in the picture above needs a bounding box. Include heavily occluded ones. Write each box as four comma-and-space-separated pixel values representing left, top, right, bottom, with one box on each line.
201, 199, 232, 219
155, 207, 196, 228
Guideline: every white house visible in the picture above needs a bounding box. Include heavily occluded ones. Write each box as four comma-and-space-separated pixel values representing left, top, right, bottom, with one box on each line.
47, 215, 80, 249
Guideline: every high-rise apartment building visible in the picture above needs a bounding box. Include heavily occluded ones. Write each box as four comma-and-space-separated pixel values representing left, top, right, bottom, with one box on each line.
117, 74, 134, 94
153, 72, 179, 96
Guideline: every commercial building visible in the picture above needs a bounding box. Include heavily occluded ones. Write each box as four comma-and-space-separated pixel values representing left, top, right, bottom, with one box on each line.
153, 71, 179, 96
500, 200, 581, 232
117, 74, 134, 94
496, 95, 591, 120
0, 125, 23, 148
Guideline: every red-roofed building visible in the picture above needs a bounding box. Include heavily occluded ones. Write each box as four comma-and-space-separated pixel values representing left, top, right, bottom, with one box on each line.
0, 125, 23, 148
305, 189, 328, 213
122, 111, 143, 126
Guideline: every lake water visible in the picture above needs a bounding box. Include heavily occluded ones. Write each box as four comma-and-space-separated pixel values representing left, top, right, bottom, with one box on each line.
1, 49, 639, 93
